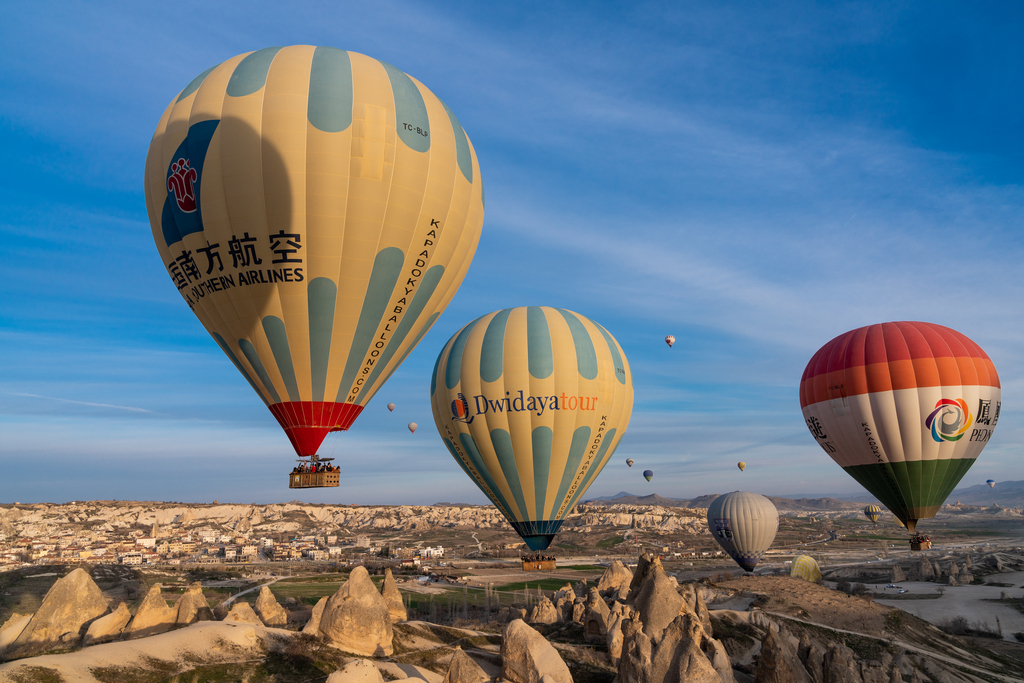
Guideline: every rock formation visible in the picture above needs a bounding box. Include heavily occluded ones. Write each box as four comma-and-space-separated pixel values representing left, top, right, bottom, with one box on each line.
891, 565, 906, 583
255, 585, 288, 627
125, 584, 176, 639
0, 614, 31, 658
528, 597, 559, 625
82, 602, 131, 646
316, 566, 393, 656
380, 569, 407, 623
303, 596, 328, 634
648, 615, 721, 683
614, 619, 652, 683
501, 619, 572, 683
7, 568, 109, 657
174, 582, 214, 625
584, 587, 612, 642
755, 627, 812, 683
443, 645, 489, 683
631, 561, 684, 640
824, 643, 861, 683
223, 602, 263, 625
327, 658, 385, 683
598, 560, 634, 594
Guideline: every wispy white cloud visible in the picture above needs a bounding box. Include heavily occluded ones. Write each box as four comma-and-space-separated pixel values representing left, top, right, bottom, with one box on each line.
12, 393, 152, 413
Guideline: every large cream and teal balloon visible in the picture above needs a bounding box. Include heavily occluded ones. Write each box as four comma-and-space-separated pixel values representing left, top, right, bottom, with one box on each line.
145, 46, 484, 459
430, 307, 634, 550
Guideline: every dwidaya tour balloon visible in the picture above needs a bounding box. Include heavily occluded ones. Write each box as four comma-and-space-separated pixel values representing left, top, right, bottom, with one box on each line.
800, 322, 1000, 532
643, 470, 654, 482
144, 46, 485, 468
626, 458, 634, 468
707, 491, 778, 572
790, 555, 821, 582
430, 307, 634, 551
864, 505, 882, 524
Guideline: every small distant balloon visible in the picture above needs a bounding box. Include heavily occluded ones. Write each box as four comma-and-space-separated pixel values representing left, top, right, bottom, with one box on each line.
665, 335, 675, 348
626, 459, 634, 468
987, 479, 995, 489
408, 422, 417, 434
864, 505, 882, 524
643, 470, 654, 482
387, 403, 396, 413
737, 462, 746, 472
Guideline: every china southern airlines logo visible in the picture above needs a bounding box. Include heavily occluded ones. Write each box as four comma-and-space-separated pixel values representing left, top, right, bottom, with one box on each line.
451, 394, 474, 424
167, 158, 198, 212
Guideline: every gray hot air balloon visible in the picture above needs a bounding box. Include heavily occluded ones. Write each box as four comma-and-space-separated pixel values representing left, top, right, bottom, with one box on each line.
626, 459, 634, 468
707, 491, 778, 572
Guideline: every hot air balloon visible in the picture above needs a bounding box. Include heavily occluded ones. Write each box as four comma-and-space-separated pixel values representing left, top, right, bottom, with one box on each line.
145, 47, 484, 487
387, 403, 396, 413
790, 555, 821, 582
987, 479, 995, 489
408, 422, 417, 434
707, 491, 778, 572
665, 335, 675, 348
800, 322, 999, 532
643, 470, 654, 482
864, 505, 882, 524
430, 307, 633, 550
626, 459, 634, 468
737, 462, 746, 472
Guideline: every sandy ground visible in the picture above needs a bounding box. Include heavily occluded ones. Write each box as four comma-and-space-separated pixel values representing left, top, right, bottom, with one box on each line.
718, 576, 893, 635
0, 621, 289, 683
875, 570, 1024, 641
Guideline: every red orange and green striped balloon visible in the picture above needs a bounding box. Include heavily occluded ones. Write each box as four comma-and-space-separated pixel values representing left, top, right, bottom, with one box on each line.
800, 322, 1000, 532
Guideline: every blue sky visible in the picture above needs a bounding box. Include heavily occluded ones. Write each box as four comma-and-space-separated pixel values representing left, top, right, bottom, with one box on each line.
1, 1, 1021, 505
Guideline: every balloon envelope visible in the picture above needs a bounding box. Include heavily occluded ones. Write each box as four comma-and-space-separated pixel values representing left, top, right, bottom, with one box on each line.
626, 459, 634, 467
430, 307, 633, 551
737, 462, 746, 472
790, 555, 822, 582
145, 46, 484, 459
408, 422, 417, 434
864, 505, 882, 524
800, 322, 1000, 532
987, 479, 995, 489
387, 403, 396, 413
643, 470, 653, 482
707, 491, 778, 572
665, 335, 675, 348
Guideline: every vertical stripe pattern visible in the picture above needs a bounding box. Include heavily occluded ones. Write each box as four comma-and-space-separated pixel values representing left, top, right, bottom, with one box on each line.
799, 321, 1001, 530
144, 46, 485, 457
430, 307, 634, 551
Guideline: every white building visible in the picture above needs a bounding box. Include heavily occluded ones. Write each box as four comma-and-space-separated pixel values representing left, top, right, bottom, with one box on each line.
420, 546, 445, 558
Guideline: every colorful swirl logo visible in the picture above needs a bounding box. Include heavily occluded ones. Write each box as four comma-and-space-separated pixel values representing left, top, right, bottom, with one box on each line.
924, 398, 973, 443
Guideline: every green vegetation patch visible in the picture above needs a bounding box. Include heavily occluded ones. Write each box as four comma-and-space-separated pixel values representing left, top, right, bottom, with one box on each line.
596, 536, 624, 549
493, 578, 574, 592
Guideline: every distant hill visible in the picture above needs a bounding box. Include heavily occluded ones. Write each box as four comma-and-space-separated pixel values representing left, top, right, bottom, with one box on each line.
947, 480, 1024, 507
582, 492, 863, 511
